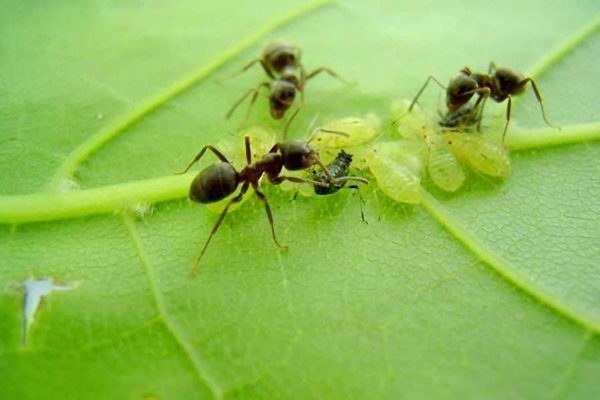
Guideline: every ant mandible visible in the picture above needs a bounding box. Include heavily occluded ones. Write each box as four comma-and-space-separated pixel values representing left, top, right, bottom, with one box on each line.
178, 129, 368, 276
403, 62, 555, 143
226, 41, 351, 138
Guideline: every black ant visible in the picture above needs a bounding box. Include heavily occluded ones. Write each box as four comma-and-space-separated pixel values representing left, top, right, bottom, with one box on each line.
178, 130, 368, 276
403, 62, 555, 142
226, 41, 351, 138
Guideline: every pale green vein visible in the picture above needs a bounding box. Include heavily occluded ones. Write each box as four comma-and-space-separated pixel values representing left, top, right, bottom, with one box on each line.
47, 0, 331, 188
549, 330, 594, 400
0, 173, 193, 224
1, 122, 597, 224
420, 190, 600, 333
526, 14, 600, 79
499, 13, 600, 118
122, 215, 222, 399
508, 122, 600, 150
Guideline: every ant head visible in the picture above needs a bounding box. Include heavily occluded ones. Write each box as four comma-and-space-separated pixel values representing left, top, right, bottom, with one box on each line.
264, 41, 300, 73
269, 81, 297, 119
189, 162, 239, 204
493, 67, 525, 97
446, 73, 477, 111
278, 140, 317, 171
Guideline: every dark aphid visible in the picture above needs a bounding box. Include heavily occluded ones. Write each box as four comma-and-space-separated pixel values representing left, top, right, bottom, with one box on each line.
177, 134, 368, 276
227, 41, 352, 138
402, 62, 555, 143
313, 150, 354, 195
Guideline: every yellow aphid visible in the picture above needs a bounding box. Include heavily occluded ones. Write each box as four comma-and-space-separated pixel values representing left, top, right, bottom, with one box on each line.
444, 132, 511, 177
207, 127, 277, 213
366, 142, 423, 204
308, 114, 381, 148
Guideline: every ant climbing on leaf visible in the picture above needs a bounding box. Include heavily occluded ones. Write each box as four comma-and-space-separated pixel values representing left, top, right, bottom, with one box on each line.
226, 41, 352, 138
178, 130, 368, 276
399, 62, 555, 143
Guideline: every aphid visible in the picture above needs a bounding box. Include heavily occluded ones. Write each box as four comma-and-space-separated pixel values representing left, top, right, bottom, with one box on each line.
227, 41, 351, 137
393, 100, 465, 192
405, 62, 554, 142
308, 115, 381, 148
444, 131, 511, 177
312, 150, 356, 195
365, 141, 423, 204
178, 133, 367, 275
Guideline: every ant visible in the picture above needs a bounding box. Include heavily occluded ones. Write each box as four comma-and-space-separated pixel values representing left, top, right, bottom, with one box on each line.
226, 41, 351, 138
178, 130, 368, 276
402, 62, 555, 143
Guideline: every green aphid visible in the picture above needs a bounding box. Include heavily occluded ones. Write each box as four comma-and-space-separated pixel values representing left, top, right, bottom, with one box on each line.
444, 131, 511, 177
365, 141, 423, 204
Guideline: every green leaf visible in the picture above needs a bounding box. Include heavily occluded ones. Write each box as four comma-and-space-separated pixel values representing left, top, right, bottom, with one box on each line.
1, 1, 599, 399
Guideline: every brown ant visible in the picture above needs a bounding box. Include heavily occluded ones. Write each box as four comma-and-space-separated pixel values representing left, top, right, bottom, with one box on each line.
402, 62, 555, 142
178, 129, 368, 276
226, 41, 351, 138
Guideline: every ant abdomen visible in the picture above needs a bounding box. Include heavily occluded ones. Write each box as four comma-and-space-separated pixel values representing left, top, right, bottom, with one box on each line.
189, 162, 238, 204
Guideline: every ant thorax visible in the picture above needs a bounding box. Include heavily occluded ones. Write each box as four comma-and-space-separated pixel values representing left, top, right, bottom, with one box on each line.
241, 152, 283, 182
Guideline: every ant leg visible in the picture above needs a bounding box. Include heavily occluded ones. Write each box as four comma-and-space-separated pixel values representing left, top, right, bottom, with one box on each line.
283, 103, 303, 140
244, 135, 252, 165
177, 145, 230, 174
190, 183, 250, 276
306, 127, 349, 144
501, 96, 512, 144
223, 59, 275, 81
226, 82, 269, 120
393, 75, 446, 125
271, 175, 330, 188
520, 78, 556, 129
306, 67, 354, 85
312, 157, 368, 186
347, 185, 368, 224
252, 183, 288, 250
475, 96, 488, 132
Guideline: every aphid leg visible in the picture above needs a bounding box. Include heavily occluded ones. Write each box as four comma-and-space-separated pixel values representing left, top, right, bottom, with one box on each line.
519, 78, 556, 129
177, 145, 230, 174
306, 67, 354, 85
501, 96, 513, 145
488, 61, 497, 74
190, 183, 250, 276
393, 75, 446, 125
226, 82, 269, 120
252, 183, 288, 250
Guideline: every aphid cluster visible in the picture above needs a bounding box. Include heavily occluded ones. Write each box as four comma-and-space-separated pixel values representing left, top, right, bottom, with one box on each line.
179, 41, 555, 275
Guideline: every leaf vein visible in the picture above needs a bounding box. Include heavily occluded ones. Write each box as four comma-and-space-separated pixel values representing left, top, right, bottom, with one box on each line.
420, 190, 600, 333
122, 214, 223, 399
48, 0, 331, 188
